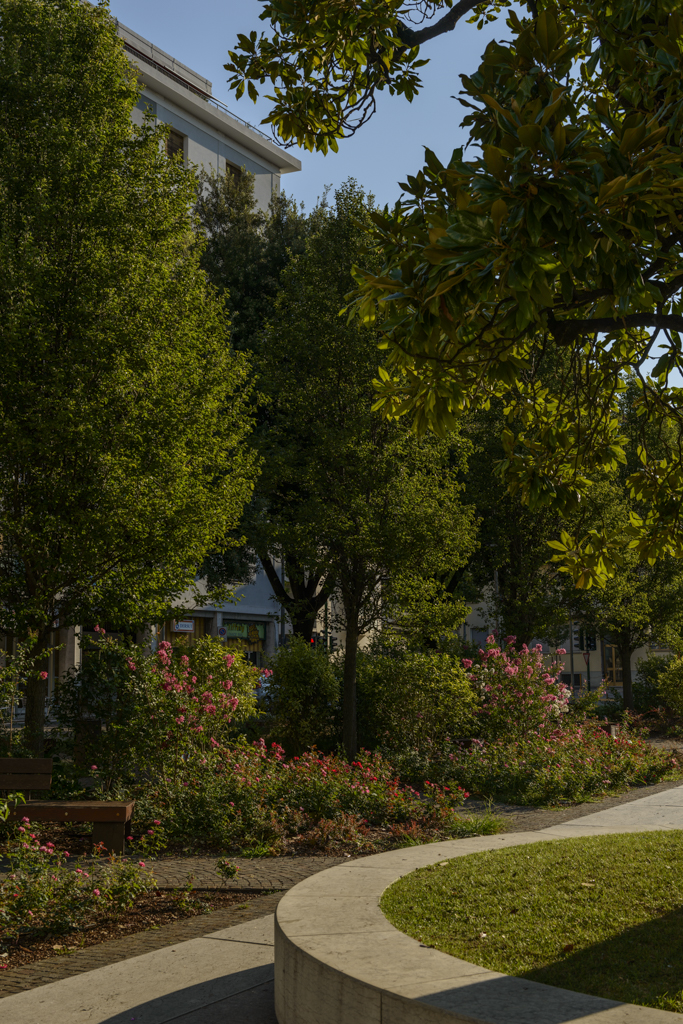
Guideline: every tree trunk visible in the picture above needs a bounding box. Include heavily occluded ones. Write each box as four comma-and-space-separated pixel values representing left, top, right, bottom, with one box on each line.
260, 552, 333, 642
342, 614, 359, 760
24, 675, 47, 755
620, 644, 634, 710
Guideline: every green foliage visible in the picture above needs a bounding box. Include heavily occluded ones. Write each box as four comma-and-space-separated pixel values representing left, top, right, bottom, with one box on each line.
356, 651, 478, 755
225, 0, 440, 153
195, 167, 321, 352
130, 743, 480, 853
251, 180, 477, 755
0, 0, 256, 747
443, 725, 677, 804
655, 655, 683, 717
228, 0, 683, 581
265, 637, 340, 753
359, 2, 683, 582
380, 832, 683, 1014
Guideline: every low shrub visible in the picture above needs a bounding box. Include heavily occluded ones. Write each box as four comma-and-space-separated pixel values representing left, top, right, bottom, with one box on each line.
129, 741, 477, 853
356, 650, 478, 753
264, 637, 339, 753
0, 817, 155, 941
654, 655, 683, 717
440, 725, 677, 805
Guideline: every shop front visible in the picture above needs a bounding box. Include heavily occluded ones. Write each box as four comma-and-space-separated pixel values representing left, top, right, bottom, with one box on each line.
219, 619, 266, 665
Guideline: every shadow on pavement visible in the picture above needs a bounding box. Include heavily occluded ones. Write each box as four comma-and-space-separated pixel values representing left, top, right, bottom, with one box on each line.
98, 963, 276, 1024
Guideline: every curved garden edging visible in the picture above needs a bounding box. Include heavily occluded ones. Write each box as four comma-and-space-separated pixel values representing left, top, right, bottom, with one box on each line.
274, 828, 683, 1024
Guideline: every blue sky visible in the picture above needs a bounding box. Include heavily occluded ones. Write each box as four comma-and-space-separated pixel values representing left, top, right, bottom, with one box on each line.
108, 0, 505, 211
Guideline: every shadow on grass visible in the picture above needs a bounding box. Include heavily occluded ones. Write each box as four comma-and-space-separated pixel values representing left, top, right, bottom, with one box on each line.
521, 905, 683, 1012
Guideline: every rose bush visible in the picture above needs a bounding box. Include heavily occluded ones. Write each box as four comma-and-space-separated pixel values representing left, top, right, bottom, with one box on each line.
422, 635, 679, 803
53, 631, 260, 789
0, 817, 155, 944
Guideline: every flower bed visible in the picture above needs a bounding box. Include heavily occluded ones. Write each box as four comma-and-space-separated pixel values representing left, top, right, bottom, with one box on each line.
0, 818, 154, 947
130, 743, 501, 854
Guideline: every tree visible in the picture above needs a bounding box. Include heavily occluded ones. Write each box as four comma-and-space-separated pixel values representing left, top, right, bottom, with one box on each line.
253, 181, 477, 756
0, 0, 256, 750
227, 0, 683, 585
575, 547, 683, 709
195, 166, 321, 353
459, 401, 572, 647
194, 166, 329, 616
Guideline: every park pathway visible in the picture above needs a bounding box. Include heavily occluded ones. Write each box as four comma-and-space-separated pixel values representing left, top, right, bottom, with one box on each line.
3, 781, 683, 1023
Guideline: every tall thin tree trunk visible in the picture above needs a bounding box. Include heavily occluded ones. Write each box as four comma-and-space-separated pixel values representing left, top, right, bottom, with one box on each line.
620, 644, 634, 710
24, 676, 47, 755
342, 614, 359, 760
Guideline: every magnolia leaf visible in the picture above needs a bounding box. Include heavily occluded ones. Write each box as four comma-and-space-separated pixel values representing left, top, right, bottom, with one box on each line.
536, 10, 559, 55
491, 198, 508, 235
518, 124, 542, 149
483, 145, 507, 179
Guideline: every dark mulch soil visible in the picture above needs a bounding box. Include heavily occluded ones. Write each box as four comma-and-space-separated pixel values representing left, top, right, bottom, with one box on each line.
0, 887, 268, 972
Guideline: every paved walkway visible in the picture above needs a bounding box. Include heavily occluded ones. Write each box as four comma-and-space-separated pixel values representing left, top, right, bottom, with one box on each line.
3, 783, 683, 1024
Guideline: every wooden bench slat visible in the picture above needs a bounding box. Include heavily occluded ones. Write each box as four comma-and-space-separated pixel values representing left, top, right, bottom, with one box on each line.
7, 801, 134, 823
0, 758, 53, 772
0, 774, 53, 789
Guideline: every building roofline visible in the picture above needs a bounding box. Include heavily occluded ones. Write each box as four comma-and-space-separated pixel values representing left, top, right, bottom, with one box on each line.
117, 21, 301, 175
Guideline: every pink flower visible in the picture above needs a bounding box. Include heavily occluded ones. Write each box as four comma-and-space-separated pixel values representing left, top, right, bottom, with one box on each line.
139, 861, 145, 868
462, 658, 473, 669
153, 819, 161, 825
39, 671, 48, 680
93, 889, 101, 896
90, 765, 98, 771
127, 660, 136, 671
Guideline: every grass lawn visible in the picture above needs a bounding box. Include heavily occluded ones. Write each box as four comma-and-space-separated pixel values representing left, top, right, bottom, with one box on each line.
380, 832, 683, 1013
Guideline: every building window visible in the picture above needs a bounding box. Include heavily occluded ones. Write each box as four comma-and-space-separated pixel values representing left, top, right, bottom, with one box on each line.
604, 644, 623, 685
226, 161, 242, 180
166, 129, 185, 161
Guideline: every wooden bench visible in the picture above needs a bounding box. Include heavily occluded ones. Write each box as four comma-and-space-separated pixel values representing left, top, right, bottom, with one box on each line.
0, 758, 134, 854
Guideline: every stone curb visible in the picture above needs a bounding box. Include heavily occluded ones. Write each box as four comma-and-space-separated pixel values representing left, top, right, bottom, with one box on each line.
274, 828, 683, 1024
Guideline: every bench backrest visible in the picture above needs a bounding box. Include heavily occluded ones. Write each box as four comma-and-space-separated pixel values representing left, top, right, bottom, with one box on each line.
0, 758, 53, 793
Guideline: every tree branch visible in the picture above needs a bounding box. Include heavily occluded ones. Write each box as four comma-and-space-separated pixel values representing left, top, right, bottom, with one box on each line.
548, 312, 683, 345
260, 553, 290, 607
396, 0, 482, 46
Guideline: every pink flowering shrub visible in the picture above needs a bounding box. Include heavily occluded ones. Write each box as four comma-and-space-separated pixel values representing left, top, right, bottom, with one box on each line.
465, 635, 570, 740
53, 633, 260, 788
0, 818, 155, 940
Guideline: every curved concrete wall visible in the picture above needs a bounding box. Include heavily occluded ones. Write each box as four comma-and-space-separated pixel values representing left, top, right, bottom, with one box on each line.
274, 831, 682, 1024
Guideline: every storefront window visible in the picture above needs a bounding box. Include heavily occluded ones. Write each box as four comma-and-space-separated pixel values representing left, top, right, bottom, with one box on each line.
221, 619, 266, 666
